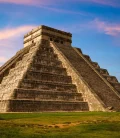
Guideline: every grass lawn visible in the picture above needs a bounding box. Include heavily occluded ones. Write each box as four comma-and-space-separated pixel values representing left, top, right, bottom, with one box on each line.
0, 112, 120, 138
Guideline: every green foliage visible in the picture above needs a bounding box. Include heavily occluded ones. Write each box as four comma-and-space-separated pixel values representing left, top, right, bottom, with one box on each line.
0, 112, 120, 138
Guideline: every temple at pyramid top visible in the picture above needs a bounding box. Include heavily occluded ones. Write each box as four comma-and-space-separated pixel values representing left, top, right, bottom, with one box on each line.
24, 25, 72, 47
0, 25, 120, 112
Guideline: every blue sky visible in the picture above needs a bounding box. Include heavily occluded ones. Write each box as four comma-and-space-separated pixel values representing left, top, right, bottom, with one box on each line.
0, 0, 120, 81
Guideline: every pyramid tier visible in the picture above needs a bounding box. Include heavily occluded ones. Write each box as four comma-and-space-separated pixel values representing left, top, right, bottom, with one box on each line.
110, 82, 120, 93
8, 100, 89, 112
25, 71, 72, 83
96, 68, 109, 75
34, 58, 62, 67
54, 43, 120, 111
77, 48, 120, 94
91, 62, 100, 69
37, 47, 55, 54
1, 54, 29, 82
0, 43, 34, 83
30, 64, 67, 75
34, 55, 58, 64
19, 79, 77, 92
40, 45, 54, 51
36, 52, 58, 59
83, 54, 91, 61
102, 74, 118, 83
14, 88, 83, 101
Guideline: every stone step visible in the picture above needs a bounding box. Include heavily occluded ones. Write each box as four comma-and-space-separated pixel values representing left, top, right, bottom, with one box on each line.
15, 56, 29, 67
96, 68, 109, 75
11, 58, 24, 68
35, 49, 54, 57
36, 52, 58, 59
0, 62, 22, 83
40, 46, 53, 52
0, 70, 10, 83
34, 58, 62, 66
14, 88, 83, 101
22, 51, 35, 58
32, 61, 63, 68
83, 55, 91, 62
91, 62, 100, 69
3, 68, 24, 82
102, 74, 118, 83
13, 46, 37, 68
0, 44, 32, 84
75, 48, 83, 54
29, 45, 38, 52
25, 71, 72, 83
8, 65, 27, 78
110, 82, 120, 93
34, 56, 59, 63
20, 79, 77, 92
37, 51, 54, 56
8, 100, 89, 112
34, 55, 58, 61
9, 64, 26, 75
30, 64, 67, 75
38, 43, 50, 48
56, 44, 120, 111
39, 47, 54, 53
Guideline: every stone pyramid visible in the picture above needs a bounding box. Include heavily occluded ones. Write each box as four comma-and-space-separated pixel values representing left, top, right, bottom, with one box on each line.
0, 25, 120, 112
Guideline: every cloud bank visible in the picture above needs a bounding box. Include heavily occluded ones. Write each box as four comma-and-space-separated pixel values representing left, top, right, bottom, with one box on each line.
0, 0, 119, 7
92, 19, 120, 36
78, 0, 119, 7
0, 0, 52, 6
0, 0, 87, 15
0, 25, 37, 66
0, 25, 36, 40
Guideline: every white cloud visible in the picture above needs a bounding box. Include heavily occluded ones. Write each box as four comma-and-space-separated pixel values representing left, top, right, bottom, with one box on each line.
91, 19, 120, 36
0, 25, 37, 40
0, 25, 37, 66
77, 0, 119, 7
0, 0, 52, 6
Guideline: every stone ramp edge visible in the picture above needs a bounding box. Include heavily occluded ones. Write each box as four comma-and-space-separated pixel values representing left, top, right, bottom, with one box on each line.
50, 41, 120, 111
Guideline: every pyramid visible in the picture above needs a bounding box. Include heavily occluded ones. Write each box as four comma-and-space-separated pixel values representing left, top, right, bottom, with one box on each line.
0, 25, 120, 112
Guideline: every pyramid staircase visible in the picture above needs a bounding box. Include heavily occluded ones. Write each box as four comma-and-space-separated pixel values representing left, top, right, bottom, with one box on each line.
0, 40, 89, 112
50, 42, 120, 111
83, 54, 120, 94
76, 48, 120, 95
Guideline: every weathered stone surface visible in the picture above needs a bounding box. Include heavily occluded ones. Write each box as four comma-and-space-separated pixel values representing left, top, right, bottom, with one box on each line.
50, 42, 120, 111
8, 100, 89, 112
25, 71, 72, 83
0, 37, 89, 112
0, 25, 120, 112
0, 43, 39, 112
14, 89, 83, 101
30, 64, 67, 75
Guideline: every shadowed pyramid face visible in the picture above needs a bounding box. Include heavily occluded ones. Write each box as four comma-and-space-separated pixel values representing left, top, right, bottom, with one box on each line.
0, 25, 120, 112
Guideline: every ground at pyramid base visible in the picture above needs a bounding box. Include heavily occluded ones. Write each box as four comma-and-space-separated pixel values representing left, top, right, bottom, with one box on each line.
0, 25, 120, 112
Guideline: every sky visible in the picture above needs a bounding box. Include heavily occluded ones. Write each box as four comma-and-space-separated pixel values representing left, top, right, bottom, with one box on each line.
0, 0, 120, 81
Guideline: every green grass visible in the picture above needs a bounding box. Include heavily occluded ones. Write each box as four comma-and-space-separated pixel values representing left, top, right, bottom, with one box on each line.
0, 112, 120, 138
